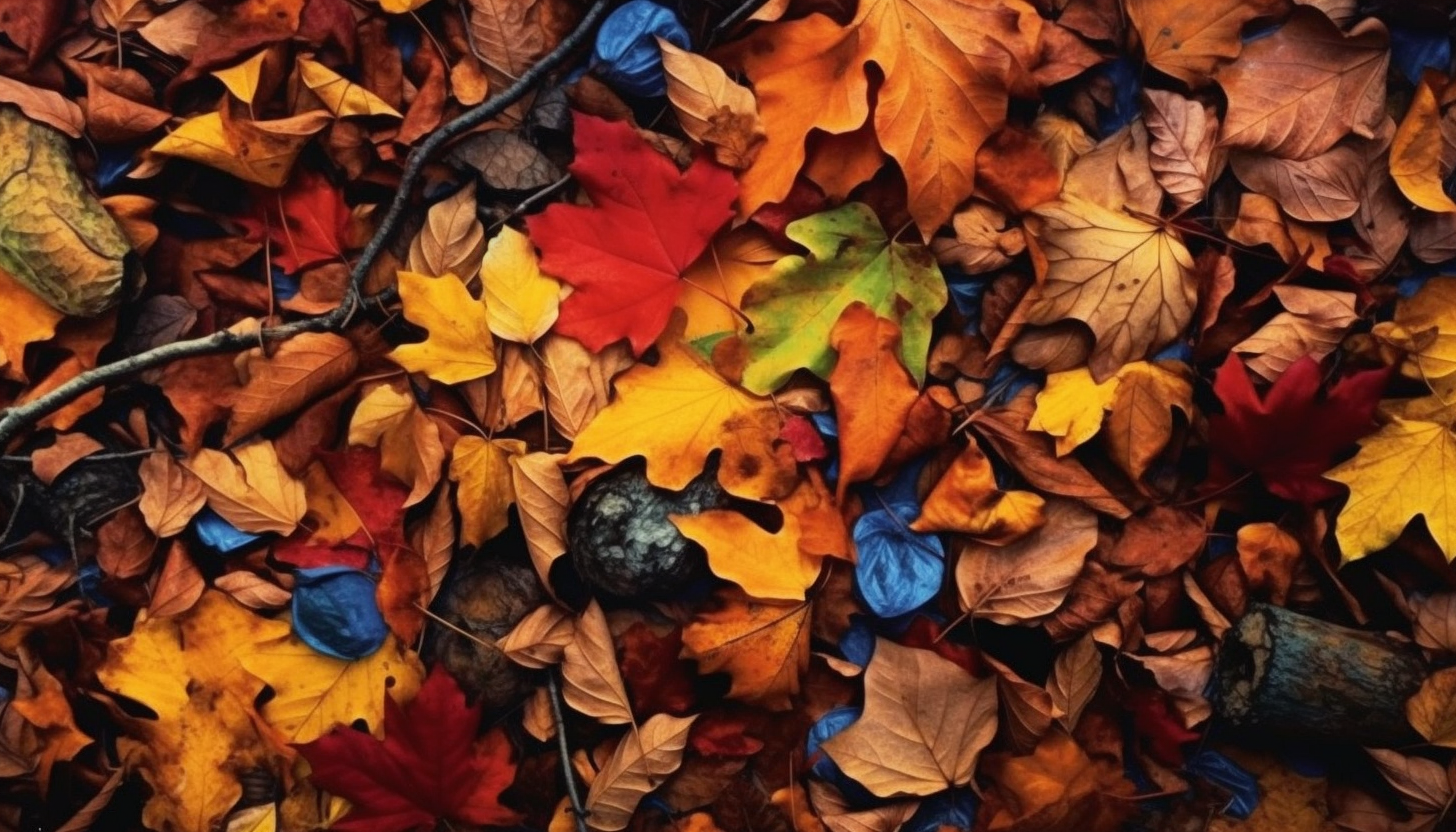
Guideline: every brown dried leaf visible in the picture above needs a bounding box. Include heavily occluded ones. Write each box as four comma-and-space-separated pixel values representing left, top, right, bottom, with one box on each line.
1407, 666, 1456, 748
1104, 506, 1204, 578
807, 780, 920, 832
183, 441, 307, 535
562, 600, 634, 724
1048, 634, 1102, 731
406, 182, 487, 279
226, 333, 359, 444
1234, 285, 1359, 381
821, 639, 997, 797
510, 452, 570, 595
136, 451, 205, 539
1125, 0, 1287, 85
149, 541, 204, 618
983, 654, 1056, 753
1367, 749, 1453, 817
0, 76, 84, 138
499, 604, 576, 669
659, 39, 764, 170
540, 334, 634, 440
957, 498, 1097, 625
30, 433, 104, 485
1142, 89, 1219, 209
585, 713, 698, 832
409, 489, 455, 606
932, 202, 1026, 275
1412, 592, 1456, 653
212, 571, 290, 610
1230, 144, 1364, 222
96, 507, 157, 580
1235, 522, 1302, 605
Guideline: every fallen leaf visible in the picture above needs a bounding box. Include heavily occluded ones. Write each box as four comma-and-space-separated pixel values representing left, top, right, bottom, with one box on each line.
822, 639, 998, 797
671, 509, 824, 601
1142, 89, 1220, 210
449, 436, 525, 546
1233, 285, 1359, 381
510, 452, 571, 593
1125, 0, 1286, 85
390, 270, 498, 384
828, 304, 920, 499
348, 381, 445, 507
658, 39, 764, 170
585, 713, 698, 832
1327, 414, 1456, 563
1391, 71, 1456, 213
911, 440, 1045, 543
227, 332, 358, 443
980, 731, 1135, 832
1048, 635, 1101, 731
481, 226, 561, 344
681, 590, 811, 710
1235, 522, 1302, 604
406, 182, 487, 279
297, 57, 402, 119
184, 441, 307, 535
561, 600, 635, 725
956, 498, 1096, 625
151, 109, 331, 188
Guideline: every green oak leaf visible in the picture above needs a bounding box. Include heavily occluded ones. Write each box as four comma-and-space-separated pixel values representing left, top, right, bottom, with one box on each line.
0, 106, 135, 316
738, 203, 945, 394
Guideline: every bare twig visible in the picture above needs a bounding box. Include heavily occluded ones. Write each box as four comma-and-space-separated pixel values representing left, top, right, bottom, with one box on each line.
547, 670, 590, 832
0, 0, 612, 451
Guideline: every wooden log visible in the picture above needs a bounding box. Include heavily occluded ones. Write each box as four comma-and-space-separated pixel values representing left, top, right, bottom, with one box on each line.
1214, 603, 1425, 746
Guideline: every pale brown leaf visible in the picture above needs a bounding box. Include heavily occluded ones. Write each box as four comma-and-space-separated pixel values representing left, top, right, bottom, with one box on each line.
1412, 592, 1456, 653
509, 452, 569, 595
0, 76, 84, 138
1049, 634, 1102, 731
983, 654, 1055, 753
957, 498, 1097, 625
183, 441, 306, 535
1231, 145, 1363, 223
562, 600, 634, 724
499, 604, 576, 669
586, 713, 698, 832
540, 334, 633, 440
1407, 666, 1456, 748
30, 434, 104, 485
1367, 748, 1453, 816
821, 639, 998, 797
137, 451, 206, 538
659, 39, 764, 170
225, 332, 358, 443
807, 780, 920, 832
1234, 285, 1359, 381
149, 541, 204, 618
410, 489, 455, 606
1142, 90, 1219, 209
96, 507, 156, 580
212, 571, 290, 610
406, 182, 487, 279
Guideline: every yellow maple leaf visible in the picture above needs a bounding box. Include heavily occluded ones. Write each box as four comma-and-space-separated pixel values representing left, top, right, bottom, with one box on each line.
481, 226, 561, 344
297, 57, 402, 119
1327, 415, 1456, 563
671, 510, 824, 601
450, 436, 527, 546
1374, 276, 1456, 383
910, 441, 1044, 543
566, 318, 797, 501
390, 270, 498, 384
348, 381, 445, 506
1023, 198, 1198, 381
151, 109, 331, 188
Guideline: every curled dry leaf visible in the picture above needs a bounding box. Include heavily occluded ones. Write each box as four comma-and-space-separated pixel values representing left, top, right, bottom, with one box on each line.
1048, 634, 1102, 731
910, 440, 1044, 544
983, 654, 1056, 753
957, 498, 1097, 625
1234, 285, 1359, 382
932, 202, 1026, 274
212, 571, 290, 610
821, 639, 998, 797
406, 182, 487, 279
658, 39, 764, 170
499, 604, 575, 669
561, 600, 634, 725
183, 441, 306, 535
1391, 72, 1456, 214
585, 713, 698, 832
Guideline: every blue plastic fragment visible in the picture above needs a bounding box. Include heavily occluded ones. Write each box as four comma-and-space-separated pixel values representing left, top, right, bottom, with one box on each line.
853, 503, 944, 619
291, 566, 390, 660
1390, 25, 1451, 86
904, 789, 977, 832
591, 0, 690, 98
193, 507, 265, 555
1185, 749, 1259, 820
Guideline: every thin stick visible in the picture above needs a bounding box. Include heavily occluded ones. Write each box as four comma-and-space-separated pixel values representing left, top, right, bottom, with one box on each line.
547, 670, 590, 832
0, 0, 611, 451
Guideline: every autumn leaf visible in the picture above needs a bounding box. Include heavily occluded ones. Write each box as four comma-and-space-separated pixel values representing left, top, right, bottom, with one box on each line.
151, 108, 332, 188
348, 381, 445, 507
561, 600, 635, 725
480, 225, 561, 344
184, 440, 307, 535
407, 182, 486, 279
235, 170, 352, 275
1125, 0, 1285, 85
822, 639, 998, 797
828, 304, 920, 499
1030, 360, 1191, 480
1142, 89, 1220, 211
1327, 414, 1456, 563
296, 665, 522, 832
1391, 71, 1456, 213
449, 436, 526, 547
671, 509, 824, 601
585, 713, 698, 832
297, 57, 402, 119
911, 440, 1045, 543
681, 589, 811, 710
1022, 197, 1197, 381
1214, 8, 1389, 160
525, 113, 737, 355
956, 498, 1096, 625
566, 317, 797, 501
0, 266, 63, 382
132, 449, 199, 538
390, 270, 498, 384
1233, 285, 1359, 381
658, 39, 764, 170
738, 203, 947, 394
226, 332, 358, 443
732, 0, 1041, 237
980, 732, 1135, 832
1374, 276, 1456, 382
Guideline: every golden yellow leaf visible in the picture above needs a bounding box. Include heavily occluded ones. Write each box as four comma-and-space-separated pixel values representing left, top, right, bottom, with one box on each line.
481, 226, 561, 344
1023, 198, 1197, 381
1374, 277, 1456, 383
183, 441, 307, 535
1031, 360, 1192, 480
566, 323, 796, 501
676, 227, 783, 341
658, 39, 764, 170
211, 51, 266, 105
1406, 666, 1456, 748
1029, 369, 1120, 456
297, 57, 402, 119
300, 461, 364, 545
390, 270, 498, 384
96, 592, 291, 832
348, 381, 444, 507
671, 509, 824, 601
680, 589, 810, 710
450, 435, 526, 546
238, 634, 422, 744
1326, 415, 1456, 563
1391, 72, 1456, 213
821, 639, 998, 797
910, 441, 1044, 543
151, 109, 330, 187
136, 451, 205, 538
1125, 0, 1284, 85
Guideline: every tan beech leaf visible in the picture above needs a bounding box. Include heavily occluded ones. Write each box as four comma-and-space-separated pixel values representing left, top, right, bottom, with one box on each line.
1412, 593, 1456, 653
983, 654, 1055, 753
1125, 0, 1286, 85
212, 571, 290, 610
466, 0, 553, 95
410, 490, 454, 606
30, 434, 104, 485
957, 498, 1097, 625
1216, 8, 1388, 160
1142, 90, 1219, 209
406, 182, 487, 279
1062, 121, 1162, 217
97, 507, 156, 579
586, 713, 698, 832
510, 452, 570, 595
183, 441, 306, 535
822, 639, 998, 797
348, 381, 444, 507
659, 39, 764, 170
1407, 666, 1456, 748
540, 334, 634, 440
1234, 285, 1358, 382
932, 202, 1026, 275
149, 541, 204, 618
1230, 145, 1363, 223
1023, 196, 1197, 382
499, 604, 575, 669
226, 332, 358, 443
1048, 634, 1101, 731
562, 600, 634, 725
1367, 748, 1453, 816
808, 780, 920, 832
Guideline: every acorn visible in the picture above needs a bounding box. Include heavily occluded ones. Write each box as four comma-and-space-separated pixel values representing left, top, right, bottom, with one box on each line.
566, 461, 728, 601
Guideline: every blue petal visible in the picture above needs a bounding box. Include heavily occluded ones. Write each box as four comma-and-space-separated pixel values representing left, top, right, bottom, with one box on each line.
591, 1, 690, 98
291, 566, 389, 660
852, 504, 944, 619
193, 507, 264, 556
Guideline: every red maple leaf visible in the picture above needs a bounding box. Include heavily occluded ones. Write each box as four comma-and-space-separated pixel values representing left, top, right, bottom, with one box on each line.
526, 113, 738, 355
274, 447, 408, 570
237, 170, 352, 274
1206, 355, 1389, 504
295, 665, 522, 832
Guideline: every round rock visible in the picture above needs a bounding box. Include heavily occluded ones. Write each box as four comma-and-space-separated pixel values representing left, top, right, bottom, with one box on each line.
567, 463, 728, 600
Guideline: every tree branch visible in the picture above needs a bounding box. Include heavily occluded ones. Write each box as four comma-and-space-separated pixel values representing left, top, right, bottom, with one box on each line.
547, 670, 590, 832
0, 0, 613, 450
